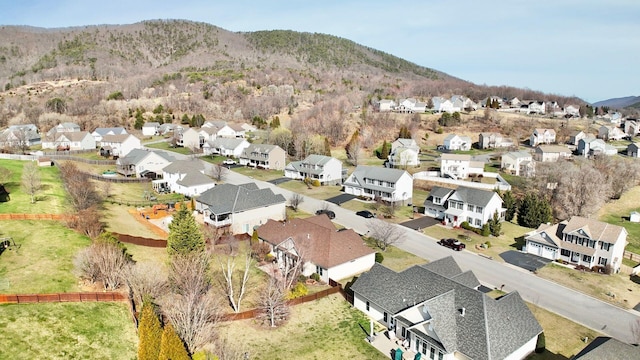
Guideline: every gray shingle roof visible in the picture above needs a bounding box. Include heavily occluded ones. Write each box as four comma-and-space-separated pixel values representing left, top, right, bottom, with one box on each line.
350, 256, 542, 360
92, 127, 127, 136
447, 186, 499, 208
118, 148, 176, 165
197, 183, 285, 214
572, 336, 640, 360
242, 143, 282, 159
162, 159, 204, 174
206, 137, 247, 149
346, 165, 409, 184
176, 170, 215, 187
427, 186, 455, 201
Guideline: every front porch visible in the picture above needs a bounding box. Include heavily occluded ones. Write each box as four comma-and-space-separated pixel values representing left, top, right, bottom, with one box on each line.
369, 331, 419, 360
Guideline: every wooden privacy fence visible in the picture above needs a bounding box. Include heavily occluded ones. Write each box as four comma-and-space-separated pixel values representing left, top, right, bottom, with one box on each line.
114, 233, 167, 248
0, 292, 127, 304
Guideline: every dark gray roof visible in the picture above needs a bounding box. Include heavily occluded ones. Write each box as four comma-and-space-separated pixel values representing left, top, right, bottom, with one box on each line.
197, 183, 285, 214
350, 256, 541, 360
448, 186, 499, 208
346, 165, 409, 184
426, 187, 455, 202
572, 337, 640, 360
176, 170, 214, 187
118, 148, 175, 165
162, 159, 205, 174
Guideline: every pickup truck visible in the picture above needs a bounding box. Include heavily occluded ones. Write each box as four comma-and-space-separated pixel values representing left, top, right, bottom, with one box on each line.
437, 238, 466, 251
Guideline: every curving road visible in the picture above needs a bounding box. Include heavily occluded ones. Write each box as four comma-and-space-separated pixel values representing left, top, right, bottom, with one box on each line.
150, 148, 640, 343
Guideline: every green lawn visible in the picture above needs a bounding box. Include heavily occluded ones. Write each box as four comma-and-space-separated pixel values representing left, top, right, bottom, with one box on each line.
231, 166, 283, 182
373, 245, 427, 272
221, 294, 387, 360
0, 220, 90, 293
278, 180, 343, 200
0, 160, 67, 214
0, 302, 137, 360
99, 180, 185, 204
597, 186, 640, 253
145, 141, 194, 155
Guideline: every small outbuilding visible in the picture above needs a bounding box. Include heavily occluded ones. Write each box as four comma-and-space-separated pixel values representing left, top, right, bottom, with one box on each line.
630, 211, 640, 223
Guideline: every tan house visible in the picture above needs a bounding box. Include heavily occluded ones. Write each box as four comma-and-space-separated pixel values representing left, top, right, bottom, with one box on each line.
533, 145, 571, 162
239, 144, 286, 170
258, 215, 376, 283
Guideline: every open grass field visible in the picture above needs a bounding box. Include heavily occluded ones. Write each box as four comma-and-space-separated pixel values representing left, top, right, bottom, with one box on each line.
0, 220, 90, 293
0, 160, 67, 214
220, 293, 388, 360
98, 179, 185, 204
536, 263, 640, 310
0, 302, 137, 360
145, 141, 193, 155
58, 160, 114, 175
278, 180, 343, 200
232, 166, 283, 182
597, 185, 640, 254
102, 203, 166, 239
422, 221, 531, 261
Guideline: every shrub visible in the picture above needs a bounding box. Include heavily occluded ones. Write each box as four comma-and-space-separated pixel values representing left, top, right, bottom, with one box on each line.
484, 241, 492, 248
435, 127, 443, 134
251, 242, 271, 262
310, 273, 321, 282
287, 282, 308, 299
481, 224, 490, 237
460, 221, 472, 230
298, 274, 307, 283
375, 252, 384, 263
312, 179, 321, 187
265, 254, 275, 262
535, 333, 546, 353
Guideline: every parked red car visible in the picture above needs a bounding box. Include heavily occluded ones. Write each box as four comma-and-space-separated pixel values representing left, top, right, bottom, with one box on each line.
438, 238, 466, 251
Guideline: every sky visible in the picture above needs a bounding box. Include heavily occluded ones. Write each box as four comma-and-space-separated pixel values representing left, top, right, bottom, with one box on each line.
1, 0, 638, 103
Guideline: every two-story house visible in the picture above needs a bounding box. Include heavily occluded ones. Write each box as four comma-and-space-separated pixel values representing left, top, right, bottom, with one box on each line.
440, 154, 484, 180
195, 183, 286, 234
238, 144, 286, 170
41, 131, 95, 151
374, 99, 396, 112
176, 128, 200, 149
162, 160, 215, 197
564, 105, 581, 118
351, 256, 542, 360
99, 134, 142, 158
343, 166, 413, 203
525, 216, 627, 273
116, 148, 176, 178
258, 215, 376, 283
578, 138, 618, 157
423, 186, 455, 219
46, 122, 81, 137
569, 131, 588, 146
388, 138, 420, 168
431, 97, 455, 113
598, 125, 626, 141
91, 127, 128, 142
501, 151, 534, 177
284, 154, 345, 185
624, 119, 640, 137
533, 145, 572, 162
530, 128, 556, 146
443, 186, 505, 228
478, 132, 515, 149
443, 134, 472, 151
142, 122, 160, 137
202, 137, 250, 157
0, 124, 41, 148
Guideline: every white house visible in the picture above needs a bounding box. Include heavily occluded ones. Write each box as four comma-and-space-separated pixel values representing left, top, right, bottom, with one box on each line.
91, 127, 127, 142
239, 144, 287, 170
530, 128, 556, 146
569, 131, 587, 146
443, 186, 505, 228
564, 105, 581, 117
202, 137, 250, 157
350, 256, 542, 360
524, 216, 627, 273
598, 125, 626, 141
99, 134, 142, 158
0, 124, 41, 148
284, 154, 345, 185
527, 101, 546, 114
501, 151, 534, 177
195, 183, 286, 234
478, 132, 514, 149
142, 122, 160, 137
578, 138, 618, 157
41, 131, 96, 151
440, 154, 484, 179
162, 160, 215, 197
423, 186, 455, 219
374, 99, 396, 112
198, 127, 218, 145
431, 96, 454, 113
388, 138, 420, 168
116, 148, 176, 178
177, 128, 200, 149
624, 120, 640, 137
343, 166, 413, 203
534, 145, 572, 162
443, 134, 472, 151
46, 122, 80, 137
258, 215, 376, 283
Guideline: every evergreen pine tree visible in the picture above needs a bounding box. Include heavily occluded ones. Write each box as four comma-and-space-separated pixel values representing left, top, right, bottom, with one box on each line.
489, 210, 501, 236
159, 323, 191, 360
167, 204, 205, 256
181, 114, 190, 124
501, 190, 517, 222
380, 140, 390, 159
138, 300, 162, 360
250, 229, 259, 246
517, 193, 553, 228
485, 98, 491, 108
271, 116, 280, 129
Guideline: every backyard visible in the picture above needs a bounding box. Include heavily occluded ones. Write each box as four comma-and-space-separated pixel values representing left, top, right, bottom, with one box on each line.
144, 141, 194, 155
597, 185, 640, 254
0, 302, 137, 360
0, 159, 67, 214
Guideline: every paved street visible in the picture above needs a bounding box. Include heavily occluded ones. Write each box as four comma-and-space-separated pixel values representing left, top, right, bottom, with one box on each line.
151, 148, 640, 344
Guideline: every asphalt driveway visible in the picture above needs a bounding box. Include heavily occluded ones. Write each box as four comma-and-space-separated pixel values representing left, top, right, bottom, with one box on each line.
400, 216, 440, 231
325, 194, 357, 205
499, 250, 552, 272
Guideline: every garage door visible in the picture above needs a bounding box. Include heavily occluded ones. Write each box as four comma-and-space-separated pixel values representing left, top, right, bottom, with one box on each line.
542, 246, 556, 259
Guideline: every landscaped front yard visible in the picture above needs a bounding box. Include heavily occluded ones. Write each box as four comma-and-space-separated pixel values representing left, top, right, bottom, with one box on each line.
0, 160, 67, 214
0, 302, 137, 360
0, 220, 91, 293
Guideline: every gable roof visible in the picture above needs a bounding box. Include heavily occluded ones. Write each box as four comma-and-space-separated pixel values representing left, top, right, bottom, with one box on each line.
448, 186, 500, 208
101, 134, 136, 143
162, 159, 205, 174
348, 165, 409, 184
562, 216, 626, 244
242, 143, 282, 156
176, 170, 215, 187
118, 148, 176, 165
536, 145, 570, 153
350, 257, 542, 360
534, 128, 556, 136
206, 137, 248, 149
503, 151, 532, 160
427, 186, 456, 200
57, 131, 92, 142
572, 337, 640, 360
258, 215, 375, 269
143, 122, 160, 128
197, 183, 285, 214
92, 127, 127, 136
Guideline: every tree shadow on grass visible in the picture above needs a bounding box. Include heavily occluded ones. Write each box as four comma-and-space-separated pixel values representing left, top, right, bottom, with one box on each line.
510, 236, 526, 250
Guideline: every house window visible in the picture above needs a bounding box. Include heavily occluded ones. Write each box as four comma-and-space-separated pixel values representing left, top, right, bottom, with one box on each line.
583, 255, 592, 263
366, 301, 370, 311
599, 257, 608, 266
475, 219, 481, 226
476, 206, 483, 213
468, 204, 474, 212
421, 342, 427, 355
316, 266, 324, 276
561, 249, 570, 257
467, 217, 472, 224
600, 242, 612, 251
457, 202, 464, 210
434, 197, 441, 204
430, 347, 436, 359
577, 238, 584, 246
383, 312, 388, 323
588, 240, 596, 248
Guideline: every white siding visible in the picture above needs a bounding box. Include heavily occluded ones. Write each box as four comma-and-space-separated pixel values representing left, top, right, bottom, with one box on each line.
230, 203, 286, 234
326, 253, 375, 282
503, 336, 538, 360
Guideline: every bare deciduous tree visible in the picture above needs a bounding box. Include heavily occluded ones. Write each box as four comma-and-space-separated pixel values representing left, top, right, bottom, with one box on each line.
258, 275, 289, 327
126, 262, 168, 308
74, 240, 130, 290
346, 138, 362, 166
367, 219, 404, 252
21, 161, 41, 203
0, 166, 13, 186
289, 193, 304, 211
208, 163, 228, 182
217, 253, 252, 313
59, 162, 102, 211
